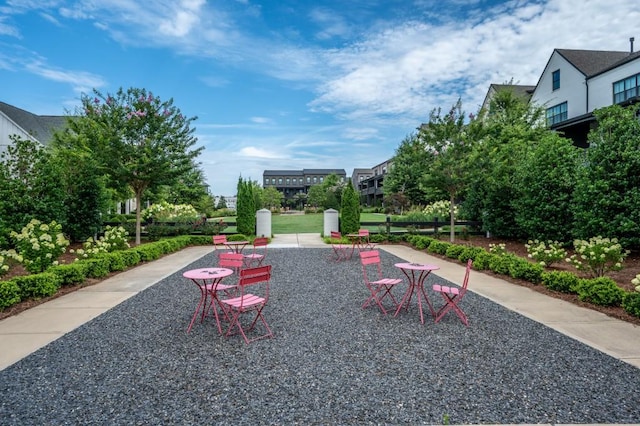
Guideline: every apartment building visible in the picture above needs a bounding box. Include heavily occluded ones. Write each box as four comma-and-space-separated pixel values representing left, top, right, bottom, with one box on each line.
262, 168, 347, 205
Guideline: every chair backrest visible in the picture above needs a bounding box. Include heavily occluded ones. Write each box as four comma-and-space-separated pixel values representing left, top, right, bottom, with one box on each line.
219, 252, 244, 270
252, 237, 269, 248
237, 265, 272, 306
460, 259, 472, 293
212, 235, 227, 249
359, 250, 382, 281
358, 229, 370, 237
330, 231, 342, 239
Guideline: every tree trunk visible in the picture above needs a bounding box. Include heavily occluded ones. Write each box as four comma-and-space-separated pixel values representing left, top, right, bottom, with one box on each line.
449, 193, 455, 243
135, 190, 143, 245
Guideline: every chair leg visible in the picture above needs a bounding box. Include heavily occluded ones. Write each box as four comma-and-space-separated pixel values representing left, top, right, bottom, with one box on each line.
434, 294, 468, 326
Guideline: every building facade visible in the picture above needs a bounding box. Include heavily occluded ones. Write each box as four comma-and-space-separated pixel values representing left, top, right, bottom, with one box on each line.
354, 160, 391, 207
263, 168, 347, 206
530, 43, 640, 147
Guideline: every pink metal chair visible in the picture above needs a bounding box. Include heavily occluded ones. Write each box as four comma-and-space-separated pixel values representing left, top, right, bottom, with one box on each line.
359, 250, 402, 315
219, 251, 244, 274
329, 231, 349, 261
358, 229, 375, 250
432, 259, 473, 326
212, 235, 232, 258
243, 237, 268, 267
219, 265, 273, 344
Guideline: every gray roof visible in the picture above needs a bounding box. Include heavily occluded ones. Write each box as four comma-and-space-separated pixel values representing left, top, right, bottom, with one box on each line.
0, 101, 68, 145
263, 170, 304, 176
302, 169, 346, 175
263, 169, 346, 176
556, 49, 631, 77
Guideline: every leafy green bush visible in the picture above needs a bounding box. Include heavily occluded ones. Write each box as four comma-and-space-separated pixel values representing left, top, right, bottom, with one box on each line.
412, 236, 434, 250
12, 273, 62, 299
445, 244, 465, 260
508, 258, 544, 283
622, 292, 640, 317
574, 277, 625, 306
457, 246, 485, 263
119, 250, 142, 268
472, 250, 494, 270
133, 244, 162, 262
541, 270, 580, 293
427, 240, 451, 255
83, 257, 111, 278
488, 254, 519, 276
0, 280, 21, 309
49, 263, 89, 286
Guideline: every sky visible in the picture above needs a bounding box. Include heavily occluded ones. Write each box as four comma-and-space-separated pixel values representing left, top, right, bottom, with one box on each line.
1, 0, 639, 196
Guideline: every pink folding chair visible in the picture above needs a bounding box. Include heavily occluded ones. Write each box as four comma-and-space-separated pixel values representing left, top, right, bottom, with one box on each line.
243, 237, 268, 267
358, 229, 375, 250
359, 250, 403, 315
219, 265, 273, 344
432, 259, 473, 326
329, 231, 349, 261
212, 235, 232, 258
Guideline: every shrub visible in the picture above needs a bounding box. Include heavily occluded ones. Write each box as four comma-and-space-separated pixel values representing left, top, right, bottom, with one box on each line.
49, 263, 89, 286
457, 246, 485, 263
12, 273, 62, 299
9, 219, 70, 273
83, 257, 111, 278
0, 280, 21, 310
622, 292, 640, 317
574, 277, 624, 306
488, 243, 507, 256
489, 254, 517, 276
119, 250, 142, 268
72, 225, 130, 259
445, 244, 465, 260
508, 258, 544, 284
472, 250, 493, 270
411, 236, 434, 250
541, 271, 580, 293
566, 236, 627, 278
525, 240, 567, 267
428, 240, 451, 255
0, 251, 9, 276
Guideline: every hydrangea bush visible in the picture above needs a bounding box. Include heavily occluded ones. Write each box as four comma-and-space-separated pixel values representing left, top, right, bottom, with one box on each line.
566, 236, 628, 278
525, 239, 567, 267
8, 219, 70, 273
71, 226, 130, 259
423, 200, 459, 220
0, 251, 9, 276
488, 243, 507, 256
141, 201, 200, 222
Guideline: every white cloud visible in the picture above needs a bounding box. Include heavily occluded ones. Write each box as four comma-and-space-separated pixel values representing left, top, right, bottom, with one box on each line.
24, 59, 105, 93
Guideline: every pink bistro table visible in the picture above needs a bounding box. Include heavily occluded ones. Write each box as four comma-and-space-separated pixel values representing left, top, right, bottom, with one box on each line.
394, 262, 440, 324
183, 267, 234, 334
224, 240, 249, 254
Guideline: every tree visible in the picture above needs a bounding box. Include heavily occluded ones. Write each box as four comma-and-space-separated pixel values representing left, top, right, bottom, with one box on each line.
463, 86, 547, 239
262, 186, 284, 210
340, 179, 360, 234
56, 87, 203, 244
236, 177, 256, 235
383, 133, 441, 206
216, 196, 228, 210
512, 132, 578, 242
572, 104, 640, 248
418, 100, 477, 242
307, 184, 326, 208
0, 135, 66, 246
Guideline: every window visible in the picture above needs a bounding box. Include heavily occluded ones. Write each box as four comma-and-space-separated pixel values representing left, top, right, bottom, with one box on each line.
546, 102, 567, 126
320, 177, 324, 183
278, 178, 283, 184
613, 73, 640, 104
271, 178, 275, 184
552, 69, 560, 91
313, 177, 317, 184
286, 178, 290, 185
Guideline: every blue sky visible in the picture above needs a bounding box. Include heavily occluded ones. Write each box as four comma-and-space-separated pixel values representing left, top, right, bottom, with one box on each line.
1, 0, 638, 196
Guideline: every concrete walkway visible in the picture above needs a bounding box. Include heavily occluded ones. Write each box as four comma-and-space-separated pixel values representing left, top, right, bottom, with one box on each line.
1, 232, 639, 372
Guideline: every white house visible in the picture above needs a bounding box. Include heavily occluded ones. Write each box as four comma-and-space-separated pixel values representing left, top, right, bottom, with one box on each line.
0, 101, 138, 214
529, 39, 640, 146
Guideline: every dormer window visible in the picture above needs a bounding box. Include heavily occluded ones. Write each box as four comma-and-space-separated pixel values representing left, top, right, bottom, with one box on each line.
546, 101, 567, 126
552, 69, 560, 91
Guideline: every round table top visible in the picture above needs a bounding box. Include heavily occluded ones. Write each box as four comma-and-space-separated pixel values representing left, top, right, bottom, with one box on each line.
394, 262, 439, 271
224, 241, 249, 245
183, 267, 233, 280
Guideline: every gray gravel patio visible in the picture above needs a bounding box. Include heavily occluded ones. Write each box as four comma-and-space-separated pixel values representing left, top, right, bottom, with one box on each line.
1, 248, 639, 425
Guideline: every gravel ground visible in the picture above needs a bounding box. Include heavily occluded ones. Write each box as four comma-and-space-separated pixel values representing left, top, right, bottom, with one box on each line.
1, 248, 639, 425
